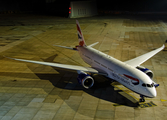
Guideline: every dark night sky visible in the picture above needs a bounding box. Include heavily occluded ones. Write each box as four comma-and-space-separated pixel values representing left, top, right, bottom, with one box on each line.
0, 0, 167, 13
97, 0, 167, 11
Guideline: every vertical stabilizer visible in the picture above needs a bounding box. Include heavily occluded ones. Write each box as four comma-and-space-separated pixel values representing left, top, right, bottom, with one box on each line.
76, 20, 86, 47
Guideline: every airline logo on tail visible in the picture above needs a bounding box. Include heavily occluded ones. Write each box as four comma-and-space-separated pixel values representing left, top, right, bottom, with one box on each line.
76, 20, 86, 47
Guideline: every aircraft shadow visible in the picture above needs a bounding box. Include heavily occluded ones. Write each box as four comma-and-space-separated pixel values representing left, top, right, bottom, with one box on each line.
32, 68, 140, 107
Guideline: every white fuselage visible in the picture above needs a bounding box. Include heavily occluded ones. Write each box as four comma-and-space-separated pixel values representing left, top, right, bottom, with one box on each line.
77, 46, 157, 98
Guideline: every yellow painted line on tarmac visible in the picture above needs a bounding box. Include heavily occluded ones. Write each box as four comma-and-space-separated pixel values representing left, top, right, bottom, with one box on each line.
139, 101, 157, 108
113, 103, 123, 107
112, 84, 158, 108
161, 99, 167, 102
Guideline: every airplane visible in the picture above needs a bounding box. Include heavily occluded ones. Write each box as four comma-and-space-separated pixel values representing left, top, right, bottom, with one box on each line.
5, 20, 165, 102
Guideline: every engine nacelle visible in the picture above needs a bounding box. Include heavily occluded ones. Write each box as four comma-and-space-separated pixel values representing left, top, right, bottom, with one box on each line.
136, 66, 154, 79
77, 71, 94, 89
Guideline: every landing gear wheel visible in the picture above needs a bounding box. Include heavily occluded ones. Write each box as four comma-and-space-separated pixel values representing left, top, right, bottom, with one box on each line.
139, 95, 145, 102
140, 98, 145, 102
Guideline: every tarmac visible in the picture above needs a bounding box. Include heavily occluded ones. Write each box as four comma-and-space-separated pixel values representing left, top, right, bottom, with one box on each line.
0, 13, 167, 120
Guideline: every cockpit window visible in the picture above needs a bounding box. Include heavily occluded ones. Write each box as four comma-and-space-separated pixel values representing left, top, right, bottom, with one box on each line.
142, 83, 146, 87
142, 83, 154, 88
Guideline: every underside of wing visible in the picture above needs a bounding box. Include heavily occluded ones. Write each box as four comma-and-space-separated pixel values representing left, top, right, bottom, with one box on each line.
5, 56, 107, 76
125, 45, 165, 67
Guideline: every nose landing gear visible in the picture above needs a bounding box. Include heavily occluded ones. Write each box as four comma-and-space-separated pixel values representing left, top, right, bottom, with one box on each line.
140, 95, 145, 102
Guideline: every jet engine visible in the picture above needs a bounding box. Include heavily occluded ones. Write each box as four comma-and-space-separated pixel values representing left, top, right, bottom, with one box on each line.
136, 66, 154, 79
77, 71, 94, 89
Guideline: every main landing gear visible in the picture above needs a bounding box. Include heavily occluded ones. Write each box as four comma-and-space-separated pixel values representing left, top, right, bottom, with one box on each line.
139, 95, 145, 102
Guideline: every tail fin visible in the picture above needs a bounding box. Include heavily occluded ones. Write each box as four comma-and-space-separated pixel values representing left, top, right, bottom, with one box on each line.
76, 20, 86, 47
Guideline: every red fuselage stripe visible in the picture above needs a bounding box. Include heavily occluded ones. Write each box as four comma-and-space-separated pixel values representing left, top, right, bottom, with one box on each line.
123, 74, 139, 82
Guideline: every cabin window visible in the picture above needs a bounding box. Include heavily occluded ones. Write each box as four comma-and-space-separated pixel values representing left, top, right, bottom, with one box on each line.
84, 55, 91, 60
85, 55, 90, 59
108, 68, 113, 71
101, 64, 107, 68
142, 83, 146, 87
94, 60, 100, 64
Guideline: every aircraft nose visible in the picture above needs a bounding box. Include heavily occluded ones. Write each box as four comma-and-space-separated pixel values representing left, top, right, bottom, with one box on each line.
149, 88, 157, 98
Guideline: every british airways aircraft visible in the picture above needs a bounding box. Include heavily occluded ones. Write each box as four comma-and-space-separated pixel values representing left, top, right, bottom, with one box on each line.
6, 20, 165, 102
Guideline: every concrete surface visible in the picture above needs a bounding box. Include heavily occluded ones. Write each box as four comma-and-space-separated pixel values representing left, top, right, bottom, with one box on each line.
0, 14, 167, 120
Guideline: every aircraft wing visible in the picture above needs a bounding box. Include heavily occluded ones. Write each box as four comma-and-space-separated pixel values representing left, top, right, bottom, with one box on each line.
124, 45, 165, 67
5, 56, 107, 75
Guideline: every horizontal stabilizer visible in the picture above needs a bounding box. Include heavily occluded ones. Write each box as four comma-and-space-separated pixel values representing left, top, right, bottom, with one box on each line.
54, 45, 77, 50
88, 42, 99, 47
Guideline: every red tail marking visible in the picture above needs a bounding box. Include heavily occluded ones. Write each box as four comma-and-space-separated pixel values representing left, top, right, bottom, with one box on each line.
77, 24, 82, 35
79, 41, 84, 46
